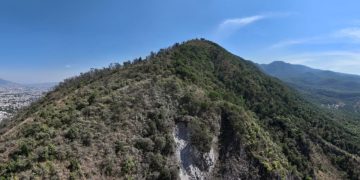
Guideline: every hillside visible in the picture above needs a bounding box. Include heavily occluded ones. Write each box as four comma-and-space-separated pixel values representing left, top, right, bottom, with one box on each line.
259, 61, 360, 115
0, 40, 360, 179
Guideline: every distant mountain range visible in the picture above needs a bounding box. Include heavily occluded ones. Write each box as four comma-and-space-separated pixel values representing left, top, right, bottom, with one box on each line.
0, 78, 21, 88
0, 78, 57, 89
259, 61, 360, 114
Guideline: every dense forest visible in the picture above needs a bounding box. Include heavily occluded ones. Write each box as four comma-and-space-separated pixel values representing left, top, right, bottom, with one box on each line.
0, 39, 359, 179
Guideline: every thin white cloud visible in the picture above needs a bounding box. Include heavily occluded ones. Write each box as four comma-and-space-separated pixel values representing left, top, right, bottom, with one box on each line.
65, 65, 72, 69
219, 15, 265, 30
270, 38, 314, 49
214, 12, 292, 40
270, 27, 360, 49
335, 27, 360, 41
269, 36, 333, 49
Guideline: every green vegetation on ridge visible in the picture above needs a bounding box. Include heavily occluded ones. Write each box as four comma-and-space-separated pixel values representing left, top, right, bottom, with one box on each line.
0, 39, 359, 179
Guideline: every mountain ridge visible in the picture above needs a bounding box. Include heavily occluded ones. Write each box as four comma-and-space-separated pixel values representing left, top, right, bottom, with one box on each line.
0, 78, 21, 88
260, 61, 360, 82
259, 61, 360, 115
0, 39, 359, 179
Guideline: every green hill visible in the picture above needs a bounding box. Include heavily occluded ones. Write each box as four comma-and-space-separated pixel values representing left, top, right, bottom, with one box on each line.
0, 39, 359, 179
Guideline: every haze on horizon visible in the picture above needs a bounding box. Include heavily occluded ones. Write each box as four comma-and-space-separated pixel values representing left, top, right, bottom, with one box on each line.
1, 0, 360, 83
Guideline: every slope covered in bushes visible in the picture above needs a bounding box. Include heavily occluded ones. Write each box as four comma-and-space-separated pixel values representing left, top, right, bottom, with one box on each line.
0, 39, 359, 179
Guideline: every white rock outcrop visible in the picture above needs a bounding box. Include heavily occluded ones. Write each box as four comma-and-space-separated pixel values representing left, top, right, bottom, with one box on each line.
173, 122, 217, 180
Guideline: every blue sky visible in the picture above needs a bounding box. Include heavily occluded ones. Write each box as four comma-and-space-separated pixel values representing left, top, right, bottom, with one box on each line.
1, 0, 360, 83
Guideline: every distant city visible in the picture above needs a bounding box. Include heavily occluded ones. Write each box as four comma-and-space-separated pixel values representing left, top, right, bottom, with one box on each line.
0, 85, 55, 121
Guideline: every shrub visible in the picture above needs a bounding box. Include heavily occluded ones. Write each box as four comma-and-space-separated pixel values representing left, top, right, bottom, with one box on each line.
36, 144, 56, 161
188, 120, 212, 153
153, 136, 166, 152
75, 100, 87, 111
158, 167, 178, 180
46, 162, 58, 178
68, 159, 80, 172
114, 141, 125, 154
148, 153, 164, 171
208, 91, 221, 101
135, 138, 154, 152
88, 93, 96, 105
100, 158, 114, 176
60, 114, 73, 125
48, 117, 62, 128
65, 127, 79, 141
18, 142, 31, 157
22, 123, 50, 139
36, 147, 49, 162
4, 159, 32, 173
122, 156, 135, 174
162, 134, 175, 155
81, 131, 93, 146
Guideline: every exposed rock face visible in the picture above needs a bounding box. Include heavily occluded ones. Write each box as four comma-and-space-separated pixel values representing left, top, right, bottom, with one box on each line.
174, 122, 217, 180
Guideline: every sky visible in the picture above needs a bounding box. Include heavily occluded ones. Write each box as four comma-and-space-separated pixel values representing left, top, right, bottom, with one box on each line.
1, 0, 360, 83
